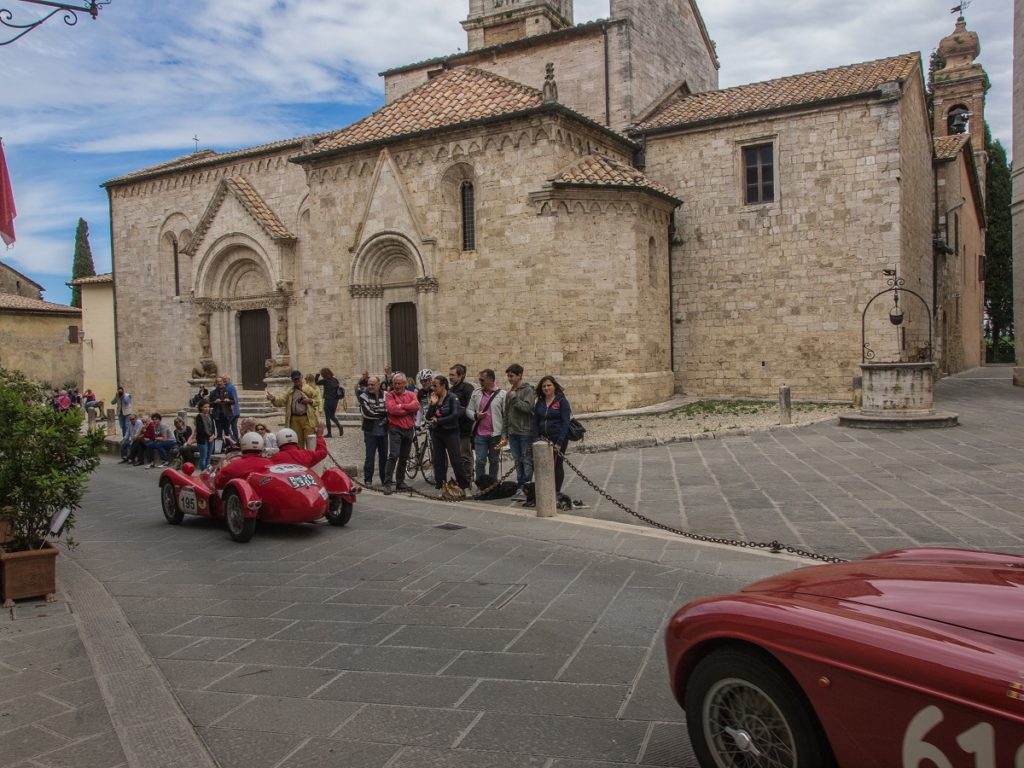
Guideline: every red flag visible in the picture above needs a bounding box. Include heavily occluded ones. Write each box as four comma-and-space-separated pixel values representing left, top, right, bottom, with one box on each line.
0, 139, 16, 247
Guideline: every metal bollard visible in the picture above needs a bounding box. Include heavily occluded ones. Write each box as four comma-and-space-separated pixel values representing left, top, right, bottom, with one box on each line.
531, 440, 557, 518
779, 384, 792, 425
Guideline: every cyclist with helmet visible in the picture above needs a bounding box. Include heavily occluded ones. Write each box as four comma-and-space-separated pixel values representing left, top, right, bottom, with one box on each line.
415, 369, 434, 427
270, 423, 328, 468
215, 432, 270, 490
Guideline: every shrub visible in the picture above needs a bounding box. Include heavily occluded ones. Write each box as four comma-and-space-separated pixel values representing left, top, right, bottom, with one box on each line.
0, 367, 104, 551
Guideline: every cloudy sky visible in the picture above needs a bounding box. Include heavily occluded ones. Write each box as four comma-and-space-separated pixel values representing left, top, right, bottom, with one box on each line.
1, 0, 1013, 304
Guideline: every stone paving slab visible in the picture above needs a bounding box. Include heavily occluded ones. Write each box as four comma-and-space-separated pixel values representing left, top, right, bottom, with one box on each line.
16, 441, 793, 768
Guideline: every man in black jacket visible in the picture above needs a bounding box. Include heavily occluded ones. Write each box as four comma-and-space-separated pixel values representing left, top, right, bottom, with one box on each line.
448, 364, 475, 481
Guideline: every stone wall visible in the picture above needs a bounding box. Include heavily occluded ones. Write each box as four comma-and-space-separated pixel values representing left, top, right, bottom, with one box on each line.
609, 0, 719, 118
936, 152, 986, 374
0, 263, 41, 299
646, 96, 911, 400
896, 72, 938, 364
301, 113, 668, 411
0, 311, 83, 388
109, 151, 311, 412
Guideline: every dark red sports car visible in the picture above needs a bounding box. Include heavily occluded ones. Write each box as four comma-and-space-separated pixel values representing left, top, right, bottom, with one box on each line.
665, 548, 1024, 767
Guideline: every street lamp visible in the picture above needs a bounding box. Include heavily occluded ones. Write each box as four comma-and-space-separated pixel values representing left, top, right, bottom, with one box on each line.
1, 1, 110, 46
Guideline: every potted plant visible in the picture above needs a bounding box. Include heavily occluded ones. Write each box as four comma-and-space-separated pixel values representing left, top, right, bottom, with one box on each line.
0, 367, 104, 607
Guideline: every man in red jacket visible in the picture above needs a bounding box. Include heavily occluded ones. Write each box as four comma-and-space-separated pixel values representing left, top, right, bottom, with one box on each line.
215, 433, 270, 490
271, 423, 328, 468
382, 371, 419, 493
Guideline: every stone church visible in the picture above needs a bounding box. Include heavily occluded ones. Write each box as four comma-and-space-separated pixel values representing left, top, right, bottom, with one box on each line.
105, 0, 988, 412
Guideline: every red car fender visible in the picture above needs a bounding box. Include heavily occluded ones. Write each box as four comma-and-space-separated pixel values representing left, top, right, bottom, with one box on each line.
223, 478, 262, 519
666, 593, 1024, 767
160, 466, 215, 517
320, 467, 357, 503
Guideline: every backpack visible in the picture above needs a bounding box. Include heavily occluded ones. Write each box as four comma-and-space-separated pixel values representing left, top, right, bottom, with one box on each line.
567, 418, 586, 442
336, 384, 346, 400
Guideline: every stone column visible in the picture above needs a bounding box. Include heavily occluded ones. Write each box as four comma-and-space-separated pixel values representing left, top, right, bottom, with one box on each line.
350, 285, 386, 373
1014, 0, 1024, 384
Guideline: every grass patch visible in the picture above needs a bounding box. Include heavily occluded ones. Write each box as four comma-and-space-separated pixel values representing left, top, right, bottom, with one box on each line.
670, 400, 837, 418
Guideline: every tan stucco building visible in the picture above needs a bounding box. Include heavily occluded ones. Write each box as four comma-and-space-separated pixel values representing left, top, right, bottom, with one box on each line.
0, 293, 82, 388
105, 0, 990, 412
68, 273, 118, 399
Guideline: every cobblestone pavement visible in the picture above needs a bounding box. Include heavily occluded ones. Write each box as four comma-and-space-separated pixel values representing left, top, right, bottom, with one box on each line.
558, 366, 1024, 560
1, 458, 798, 768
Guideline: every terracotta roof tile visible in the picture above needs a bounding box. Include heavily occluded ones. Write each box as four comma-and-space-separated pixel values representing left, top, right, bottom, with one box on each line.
552, 154, 679, 201
934, 133, 971, 161
104, 133, 334, 187
0, 293, 81, 314
636, 53, 920, 133
310, 68, 544, 155
225, 177, 294, 240
68, 272, 113, 286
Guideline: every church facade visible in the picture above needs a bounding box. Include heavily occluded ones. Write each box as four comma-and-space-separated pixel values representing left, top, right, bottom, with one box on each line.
105, 0, 988, 412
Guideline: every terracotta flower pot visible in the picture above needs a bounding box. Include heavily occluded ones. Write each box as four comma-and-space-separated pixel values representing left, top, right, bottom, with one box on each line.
0, 516, 11, 546
0, 543, 58, 608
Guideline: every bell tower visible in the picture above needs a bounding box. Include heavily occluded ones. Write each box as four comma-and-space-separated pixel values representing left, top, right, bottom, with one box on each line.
463, 0, 574, 51
931, 14, 988, 190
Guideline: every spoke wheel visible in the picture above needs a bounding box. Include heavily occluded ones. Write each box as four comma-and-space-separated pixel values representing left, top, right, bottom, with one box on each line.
326, 497, 353, 527
685, 647, 835, 768
405, 456, 419, 480
160, 479, 183, 525
224, 490, 256, 543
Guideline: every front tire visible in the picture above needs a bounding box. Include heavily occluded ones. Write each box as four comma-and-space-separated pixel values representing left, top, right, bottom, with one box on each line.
684, 646, 835, 768
326, 497, 353, 526
160, 479, 183, 525
224, 489, 256, 543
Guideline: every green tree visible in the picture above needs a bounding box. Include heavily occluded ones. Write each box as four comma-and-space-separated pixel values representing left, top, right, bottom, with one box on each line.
984, 126, 1013, 361
0, 367, 104, 551
69, 217, 96, 308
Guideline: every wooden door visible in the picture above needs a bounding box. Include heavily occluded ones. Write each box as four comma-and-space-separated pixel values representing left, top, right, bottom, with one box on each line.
239, 309, 271, 390
389, 303, 419, 378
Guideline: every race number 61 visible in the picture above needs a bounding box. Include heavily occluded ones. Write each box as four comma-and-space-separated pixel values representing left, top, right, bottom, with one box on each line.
903, 705, 1024, 767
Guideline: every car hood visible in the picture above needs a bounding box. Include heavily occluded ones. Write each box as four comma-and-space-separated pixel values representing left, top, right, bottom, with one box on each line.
742, 549, 1024, 641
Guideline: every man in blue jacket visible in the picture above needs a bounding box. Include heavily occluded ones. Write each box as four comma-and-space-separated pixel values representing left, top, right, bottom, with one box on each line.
224, 375, 241, 441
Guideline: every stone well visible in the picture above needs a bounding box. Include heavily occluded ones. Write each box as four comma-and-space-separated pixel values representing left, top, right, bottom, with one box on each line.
839, 362, 958, 429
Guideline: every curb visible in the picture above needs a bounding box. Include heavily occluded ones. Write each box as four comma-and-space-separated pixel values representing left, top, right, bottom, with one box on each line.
59, 556, 219, 768
574, 411, 843, 455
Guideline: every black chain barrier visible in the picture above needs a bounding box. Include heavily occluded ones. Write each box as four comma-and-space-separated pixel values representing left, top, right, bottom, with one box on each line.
326, 437, 848, 564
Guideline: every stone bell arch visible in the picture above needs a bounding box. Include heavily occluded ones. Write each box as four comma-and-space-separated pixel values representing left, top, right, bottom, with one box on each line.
349, 230, 438, 378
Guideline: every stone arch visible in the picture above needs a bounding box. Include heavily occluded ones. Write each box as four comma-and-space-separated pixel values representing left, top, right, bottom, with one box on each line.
194, 233, 278, 300
440, 162, 478, 253
350, 232, 433, 379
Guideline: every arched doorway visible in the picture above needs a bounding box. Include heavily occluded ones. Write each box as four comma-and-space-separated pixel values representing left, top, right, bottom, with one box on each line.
350, 232, 436, 376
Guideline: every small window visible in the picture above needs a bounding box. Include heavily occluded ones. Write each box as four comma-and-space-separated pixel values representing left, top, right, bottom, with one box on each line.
978, 253, 985, 282
743, 143, 775, 205
68, 325, 80, 344
461, 181, 476, 251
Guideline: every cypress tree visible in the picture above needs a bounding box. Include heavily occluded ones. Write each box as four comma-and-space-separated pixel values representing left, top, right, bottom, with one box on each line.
70, 217, 96, 308
984, 125, 1013, 361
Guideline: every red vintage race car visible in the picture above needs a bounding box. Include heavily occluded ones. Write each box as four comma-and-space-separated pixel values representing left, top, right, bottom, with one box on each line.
158, 459, 357, 543
666, 548, 1024, 768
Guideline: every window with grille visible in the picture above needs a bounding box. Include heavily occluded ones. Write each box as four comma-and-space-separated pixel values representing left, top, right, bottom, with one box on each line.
461, 181, 476, 251
743, 143, 775, 205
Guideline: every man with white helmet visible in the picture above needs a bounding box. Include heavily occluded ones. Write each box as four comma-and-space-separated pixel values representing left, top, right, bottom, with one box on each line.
215, 432, 270, 490
270, 422, 328, 468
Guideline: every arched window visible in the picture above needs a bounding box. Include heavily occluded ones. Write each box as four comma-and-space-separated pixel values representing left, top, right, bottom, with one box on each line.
460, 181, 476, 251
648, 236, 658, 288
172, 236, 181, 296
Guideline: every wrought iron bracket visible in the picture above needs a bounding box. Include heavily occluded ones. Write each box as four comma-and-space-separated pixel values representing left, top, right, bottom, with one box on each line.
1, 1, 109, 46
861, 273, 933, 363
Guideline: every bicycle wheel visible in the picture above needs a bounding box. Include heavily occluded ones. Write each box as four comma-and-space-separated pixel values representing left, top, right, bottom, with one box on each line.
405, 449, 420, 480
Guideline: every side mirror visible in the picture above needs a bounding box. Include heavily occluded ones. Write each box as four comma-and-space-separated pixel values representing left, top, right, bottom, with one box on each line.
182, 462, 196, 476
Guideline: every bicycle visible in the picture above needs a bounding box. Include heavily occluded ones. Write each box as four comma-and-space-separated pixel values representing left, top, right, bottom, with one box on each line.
405, 425, 434, 480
